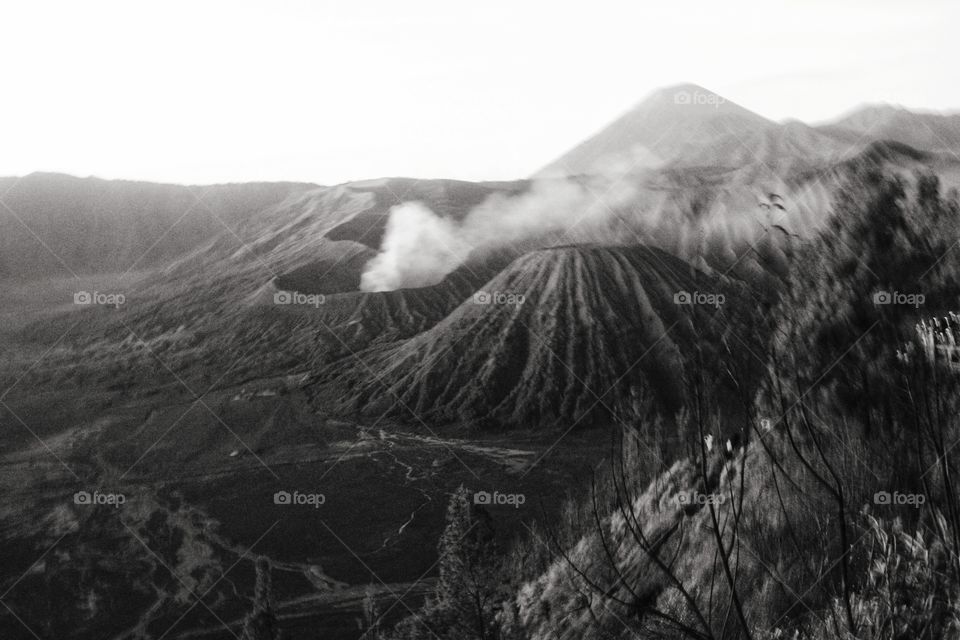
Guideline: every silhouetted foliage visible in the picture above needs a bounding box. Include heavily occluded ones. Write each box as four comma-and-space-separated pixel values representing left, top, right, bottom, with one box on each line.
389, 486, 501, 640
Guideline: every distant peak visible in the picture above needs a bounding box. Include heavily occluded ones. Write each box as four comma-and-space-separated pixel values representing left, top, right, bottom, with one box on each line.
536, 82, 771, 178
642, 83, 729, 108
843, 103, 905, 117
653, 82, 716, 96
630, 84, 768, 124
859, 103, 907, 113
828, 103, 920, 128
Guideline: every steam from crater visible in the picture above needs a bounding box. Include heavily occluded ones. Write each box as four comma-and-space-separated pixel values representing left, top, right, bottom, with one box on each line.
359, 202, 471, 292
360, 178, 638, 292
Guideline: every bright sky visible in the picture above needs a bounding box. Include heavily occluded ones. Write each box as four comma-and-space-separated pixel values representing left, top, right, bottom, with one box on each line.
2, 0, 957, 185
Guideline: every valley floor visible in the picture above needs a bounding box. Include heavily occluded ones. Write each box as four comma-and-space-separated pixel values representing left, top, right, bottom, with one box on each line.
0, 374, 610, 639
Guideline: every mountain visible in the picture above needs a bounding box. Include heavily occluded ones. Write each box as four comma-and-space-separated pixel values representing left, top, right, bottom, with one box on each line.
2, 175, 523, 340
3, 177, 527, 396
537, 83, 775, 178
7, 87, 960, 416
262, 256, 512, 353
540, 86, 960, 190
532, 88, 960, 279
820, 104, 960, 154
322, 244, 757, 429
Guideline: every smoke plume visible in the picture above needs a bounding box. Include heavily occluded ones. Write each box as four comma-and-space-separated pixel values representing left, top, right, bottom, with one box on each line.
359, 202, 472, 292
360, 178, 637, 291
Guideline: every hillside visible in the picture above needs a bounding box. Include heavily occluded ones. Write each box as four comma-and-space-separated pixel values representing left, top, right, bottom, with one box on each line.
538, 84, 775, 178
0, 172, 313, 279
322, 244, 755, 429
821, 104, 960, 154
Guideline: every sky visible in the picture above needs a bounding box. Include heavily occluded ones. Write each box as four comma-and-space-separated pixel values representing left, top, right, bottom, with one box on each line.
1, 0, 957, 185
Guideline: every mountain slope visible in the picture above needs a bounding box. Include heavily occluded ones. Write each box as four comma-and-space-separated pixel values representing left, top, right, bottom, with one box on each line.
821, 104, 960, 154
682, 120, 856, 180
538, 84, 775, 178
510, 438, 849, 640
0, 173, 314, 280
324, 245, 752, 429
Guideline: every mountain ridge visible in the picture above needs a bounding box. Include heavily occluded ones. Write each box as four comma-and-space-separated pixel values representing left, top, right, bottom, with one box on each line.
539, 85, 960, 181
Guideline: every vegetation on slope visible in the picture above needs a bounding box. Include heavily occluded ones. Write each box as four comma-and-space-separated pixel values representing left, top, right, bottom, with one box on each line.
367, 170, 960, 640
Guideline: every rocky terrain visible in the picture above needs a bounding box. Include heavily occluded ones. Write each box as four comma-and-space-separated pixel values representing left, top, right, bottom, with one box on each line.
322, 244, 753, 429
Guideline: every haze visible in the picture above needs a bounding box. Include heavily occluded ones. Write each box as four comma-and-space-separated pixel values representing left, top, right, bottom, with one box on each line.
1, 0, 957, 185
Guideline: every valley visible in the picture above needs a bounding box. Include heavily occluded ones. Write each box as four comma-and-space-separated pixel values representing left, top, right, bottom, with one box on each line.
0, 370, 611, 639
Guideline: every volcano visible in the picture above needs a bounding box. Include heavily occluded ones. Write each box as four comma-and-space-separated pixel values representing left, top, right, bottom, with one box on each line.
324, 244, 752, 429
538, 84, 775, 178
